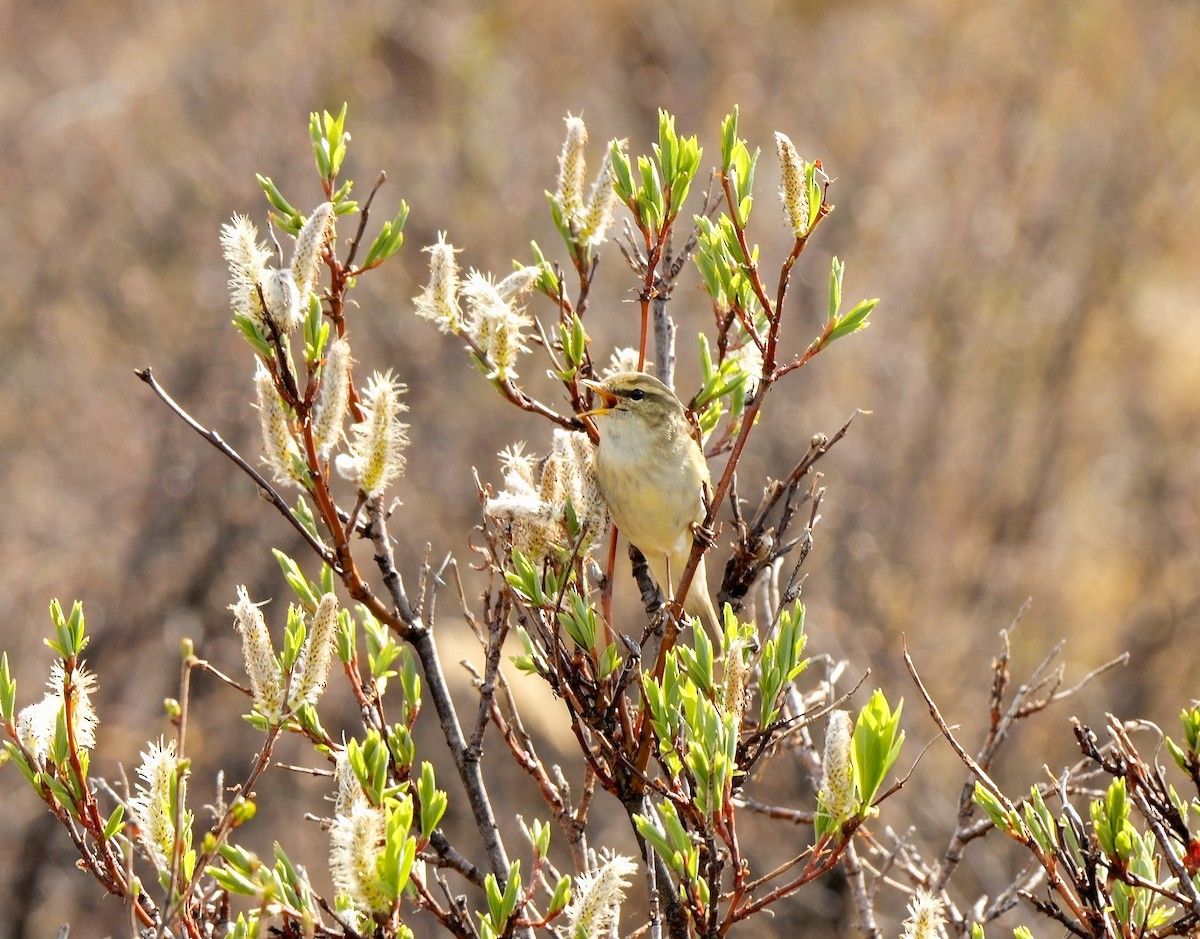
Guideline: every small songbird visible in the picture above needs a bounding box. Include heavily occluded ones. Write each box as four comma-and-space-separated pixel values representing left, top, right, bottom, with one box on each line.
581, 371, 721, 637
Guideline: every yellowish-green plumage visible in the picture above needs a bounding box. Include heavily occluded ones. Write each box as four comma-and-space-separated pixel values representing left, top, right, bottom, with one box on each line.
583, 372, 720, 636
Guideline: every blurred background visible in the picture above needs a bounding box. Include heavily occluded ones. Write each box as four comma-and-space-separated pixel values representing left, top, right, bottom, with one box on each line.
2, 0, 1199, 935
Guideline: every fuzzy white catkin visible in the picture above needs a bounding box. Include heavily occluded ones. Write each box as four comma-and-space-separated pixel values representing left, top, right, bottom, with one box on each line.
603, 347, 643, 378
16, 698, 60, 760
261, 267, 303, 332
581, 151, 620, 245
329, 802, 391, 913
722, 637, 751, 724
130, 738, 180, 871
287, 593, 339, 710
291, 202, 335, 299
231, 586, 284, 721
901, 890, 946, 939
254, 362, 301, 487
818, 709, 856, 826
461, 271, 531, 381
484, 430, 607, 561
16, 663, 98, 760
774, 132, 810, 238
220, 214, 273, 329
350, 372, 408, 497
333, 748, 367, 816
565, 854, 637, 939
555, 114, 588, 218
312, 339, 352, 458
414, 233, 462, 334
495, 265, 543, 302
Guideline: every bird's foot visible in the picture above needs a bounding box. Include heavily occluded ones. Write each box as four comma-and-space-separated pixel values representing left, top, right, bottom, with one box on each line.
690, 520, 718, 550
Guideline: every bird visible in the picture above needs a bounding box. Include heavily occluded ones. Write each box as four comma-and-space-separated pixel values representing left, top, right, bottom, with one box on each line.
581, 371, 721, 638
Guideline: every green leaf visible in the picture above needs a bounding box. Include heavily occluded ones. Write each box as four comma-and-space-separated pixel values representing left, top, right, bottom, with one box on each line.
103, 802, 126, 840
231, 311, 273, 358
377, 797, 416, 902
720, 106, 739, 174
852, 690, 904, 808
256, 174, 300, 224
657, 110, 678, 180
310, 104, 350, 181
505, 548, 548, 606
609, 139, 634, 202
209, 862, 261, 896
362, 202, 410, 269
757, 603, 808, 726
598, 642, 622, 680
47, 599, 87, 658
1091, 777, 1135, 863
348, 732, 390, 805
0, 653, 14, 722
529, 240, 560, 297
558, 591, 597, 650
482, 861, 522, 930
336, 608, 356, 665
829, 298, 878, 342
387, 723, 416, 771
303, 294, 328, 363
800, 161, 820, 233
1184, 704, 1200, 750
528, 819, 551, 859
281, 604, 307, 672
548, 874, 571, 915
418, 761, 448, 840
828, 256, 844, 322
632, 812, 674, 868
973, 781, 1021, 835
694, 354, 749, 409
39, 772, 77, 815
273, 550, 318, 609
637, 155, 664, 230
1023, 787, 1058, 853
6, 741, 37, 785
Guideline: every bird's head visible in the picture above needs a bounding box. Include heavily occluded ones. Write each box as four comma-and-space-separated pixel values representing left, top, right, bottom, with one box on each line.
580, 372, 686, 428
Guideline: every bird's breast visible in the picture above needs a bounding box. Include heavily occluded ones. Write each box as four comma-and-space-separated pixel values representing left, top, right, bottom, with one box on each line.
595, 423, 708, 558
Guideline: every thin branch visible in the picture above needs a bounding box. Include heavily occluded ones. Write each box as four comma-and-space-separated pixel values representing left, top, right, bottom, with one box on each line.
135, 367, 334, 565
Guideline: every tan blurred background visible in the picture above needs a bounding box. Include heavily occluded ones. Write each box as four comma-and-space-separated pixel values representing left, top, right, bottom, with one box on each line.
3, 0, 1199, 936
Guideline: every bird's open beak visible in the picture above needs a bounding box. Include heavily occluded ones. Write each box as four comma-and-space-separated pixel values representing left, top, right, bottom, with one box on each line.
578, 379, 619, 417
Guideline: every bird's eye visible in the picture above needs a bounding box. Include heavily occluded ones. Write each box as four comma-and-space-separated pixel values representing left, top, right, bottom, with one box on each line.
629, 389, 646, 401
